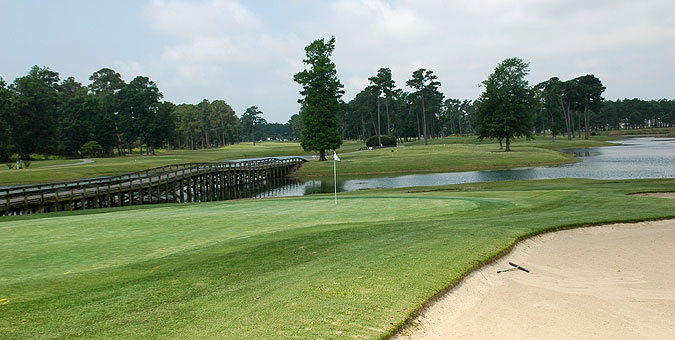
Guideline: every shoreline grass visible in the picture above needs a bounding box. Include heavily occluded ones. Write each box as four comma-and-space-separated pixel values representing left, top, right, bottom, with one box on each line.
2, 178, 675, 339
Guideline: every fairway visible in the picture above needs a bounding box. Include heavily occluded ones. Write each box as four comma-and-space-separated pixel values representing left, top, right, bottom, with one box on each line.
2, 179, 675, 339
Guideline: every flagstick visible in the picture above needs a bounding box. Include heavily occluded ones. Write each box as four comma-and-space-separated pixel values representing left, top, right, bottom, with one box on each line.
333, 156, 337, 204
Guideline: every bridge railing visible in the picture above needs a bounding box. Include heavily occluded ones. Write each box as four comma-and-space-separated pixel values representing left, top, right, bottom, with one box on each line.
0, 157, 307, 213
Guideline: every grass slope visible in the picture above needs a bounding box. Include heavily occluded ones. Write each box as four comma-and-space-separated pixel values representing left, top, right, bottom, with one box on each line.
2, 178, 675, 339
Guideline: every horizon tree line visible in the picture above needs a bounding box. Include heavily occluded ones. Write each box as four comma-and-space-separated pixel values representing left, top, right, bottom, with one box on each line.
0, 66, 302, 162
2, 60, 675, 163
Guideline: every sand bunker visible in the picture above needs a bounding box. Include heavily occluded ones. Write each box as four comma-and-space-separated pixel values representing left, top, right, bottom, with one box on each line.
632, 192, 675, 199
393, 219, 675, 340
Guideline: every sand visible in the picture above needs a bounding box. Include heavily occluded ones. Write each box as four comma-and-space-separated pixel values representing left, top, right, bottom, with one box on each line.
393, 218, 675, 340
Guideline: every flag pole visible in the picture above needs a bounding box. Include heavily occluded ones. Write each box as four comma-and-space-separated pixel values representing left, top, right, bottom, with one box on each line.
333, 154, 337, 204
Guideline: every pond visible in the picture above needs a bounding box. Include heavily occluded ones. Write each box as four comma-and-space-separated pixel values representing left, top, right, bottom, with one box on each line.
247, 137, 675, 198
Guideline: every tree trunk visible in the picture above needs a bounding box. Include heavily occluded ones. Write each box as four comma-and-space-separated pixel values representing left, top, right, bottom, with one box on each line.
505, 135, 511, 151
421, 94, 428, 145
385, 98, 391, 135
319, 149, 326, 161
551, 113, 556, 142
562, 100, 572, 141
114, 122, 124, 156
542, 118, 546, 136
377, 96, 381, 146
416, 109, 421, 140
252, 123, 255, 146
584, 103, 590, 140
570, 109, 576, 139
499, 139, 503, 149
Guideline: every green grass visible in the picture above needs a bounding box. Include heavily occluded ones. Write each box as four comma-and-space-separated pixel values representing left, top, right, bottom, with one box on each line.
0, 141, 363, 186
608, 127, 675, 137
1, 137, 617, 185
298, 135, 617, 177
299, 143, 573, 177
2, 178, 675, 339
405, 134, 616, 149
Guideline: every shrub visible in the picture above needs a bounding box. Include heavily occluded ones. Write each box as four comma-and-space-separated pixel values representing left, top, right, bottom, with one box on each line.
365, 135, 397, 148
79, 141, 104, 158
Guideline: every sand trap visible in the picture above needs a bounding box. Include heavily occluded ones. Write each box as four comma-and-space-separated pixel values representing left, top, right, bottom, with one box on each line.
393, 219, 675, 340
632, 192, 675, 199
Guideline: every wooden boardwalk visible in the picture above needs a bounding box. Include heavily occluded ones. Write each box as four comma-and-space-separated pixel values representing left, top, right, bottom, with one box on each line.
1, 157, 307, 216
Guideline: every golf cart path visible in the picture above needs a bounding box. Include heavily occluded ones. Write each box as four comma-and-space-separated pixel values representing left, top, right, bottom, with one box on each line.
393, 217, 675, 340
43, 158, 94, 168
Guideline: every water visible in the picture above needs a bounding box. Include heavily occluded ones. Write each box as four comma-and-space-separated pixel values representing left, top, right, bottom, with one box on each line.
250, 137, 675, 198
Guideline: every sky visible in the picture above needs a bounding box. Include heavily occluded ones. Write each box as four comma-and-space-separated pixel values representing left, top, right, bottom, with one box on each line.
2, 0, 674, 123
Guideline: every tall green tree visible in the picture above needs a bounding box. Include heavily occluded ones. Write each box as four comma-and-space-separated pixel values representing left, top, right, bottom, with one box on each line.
57, 77, 89, 157
406, 68, 440, 145
288, 113, 303, 140
210, 100, 238, 147
10, 66, 60, 159
534, 77, 566, 142
88, 68, 126, 155
240, 106, 264, 145
0, 78, 14, 162
116, 76, 163, 154
475, 57, 537, 151
293, 36, 344, 161
574, 74, 605, 139
368, 67, 396, 142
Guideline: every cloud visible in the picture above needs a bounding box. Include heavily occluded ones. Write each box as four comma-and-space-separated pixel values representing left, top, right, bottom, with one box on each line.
146, 0, 261, 38
324, 0, 675, 100
135, 0, 675, 121
142, 0, 306, 121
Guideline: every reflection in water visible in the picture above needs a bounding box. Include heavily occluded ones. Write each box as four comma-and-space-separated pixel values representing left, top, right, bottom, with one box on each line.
267, 137, 675, 197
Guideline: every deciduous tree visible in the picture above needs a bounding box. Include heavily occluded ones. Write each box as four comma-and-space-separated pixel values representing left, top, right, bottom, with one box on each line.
294, 36, 344, 161
475, 58, 536, 151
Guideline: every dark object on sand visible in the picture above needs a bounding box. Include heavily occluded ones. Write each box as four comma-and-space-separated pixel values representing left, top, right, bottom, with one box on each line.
497, 262, 530, 274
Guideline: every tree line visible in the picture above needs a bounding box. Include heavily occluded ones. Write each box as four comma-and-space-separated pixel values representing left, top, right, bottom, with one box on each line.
339, 67, 675, 146
0, 66, 300, 162
3, 56, 675, 163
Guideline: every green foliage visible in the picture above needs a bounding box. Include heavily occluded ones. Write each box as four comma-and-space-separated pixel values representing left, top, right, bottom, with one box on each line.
79, 141, 104, 157
294, 36, 344, 160
288, 113, 303, 140
368, 67, 396, 136
9, 66, 60, 159
57, 77, 90, 157
117, 76, 166, 154
365, 134, 396, 148
240, 106, 265, 145
406, 68, 443, 144
0, 78, 14, 162
475, 57, 537, 151
2, 179, 675, 339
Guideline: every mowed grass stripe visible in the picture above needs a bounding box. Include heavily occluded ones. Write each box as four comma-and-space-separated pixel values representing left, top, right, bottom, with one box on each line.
2, 179, 675, 339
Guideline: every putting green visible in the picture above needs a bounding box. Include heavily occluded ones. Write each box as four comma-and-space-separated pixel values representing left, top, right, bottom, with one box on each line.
2, 194, 488, 288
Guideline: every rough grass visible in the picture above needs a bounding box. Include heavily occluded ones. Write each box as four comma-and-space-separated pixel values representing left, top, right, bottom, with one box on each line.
608, 127, 675, 137
0, 141, 363, 185
299, 143, 577, 177
2, 178, 675, 339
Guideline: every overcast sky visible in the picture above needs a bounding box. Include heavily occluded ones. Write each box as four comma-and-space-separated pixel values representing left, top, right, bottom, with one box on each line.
2, 0, 674, 122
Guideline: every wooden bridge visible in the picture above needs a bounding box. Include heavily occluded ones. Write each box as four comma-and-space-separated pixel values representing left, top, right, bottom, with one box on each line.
1, 157, 307, 216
